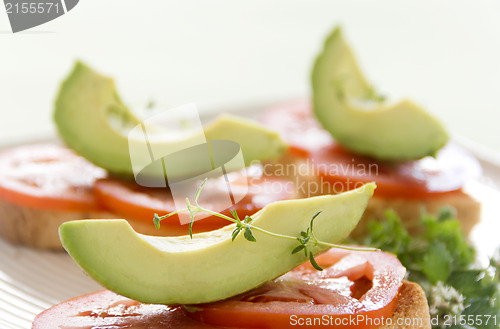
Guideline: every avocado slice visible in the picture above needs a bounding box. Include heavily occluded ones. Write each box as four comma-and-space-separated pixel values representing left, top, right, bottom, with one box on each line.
59, 183, 375, 305
54, 62, 287, 176
312, 27, 448, 160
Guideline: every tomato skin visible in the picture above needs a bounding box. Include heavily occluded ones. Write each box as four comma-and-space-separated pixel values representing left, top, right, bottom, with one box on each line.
313, 143, 481, 199
262, 100, 481, 199
95, 178, 178, 221
95, 169, 295, 231
32, 290, 221, 329
186, 248, 405, 329
0, 143, 106, 211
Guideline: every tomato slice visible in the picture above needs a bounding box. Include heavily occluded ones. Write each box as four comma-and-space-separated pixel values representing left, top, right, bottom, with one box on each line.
261, 100, 481, 198
186, 248, 405, 329
32, 289, 221, 329
260, 99, 333, 157
313, 143, 481, 198
95, 166, 295, 232
0, 143, 106, 211
33, 249, 405, 329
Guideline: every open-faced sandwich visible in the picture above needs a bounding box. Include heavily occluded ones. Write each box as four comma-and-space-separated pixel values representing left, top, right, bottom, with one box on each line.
260, 27, 482, 236
33, 183, 432, 329
30, 181, 500, 329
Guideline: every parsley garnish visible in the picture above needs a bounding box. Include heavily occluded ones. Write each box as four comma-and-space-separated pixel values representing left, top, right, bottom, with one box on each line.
362, 209, 500, 329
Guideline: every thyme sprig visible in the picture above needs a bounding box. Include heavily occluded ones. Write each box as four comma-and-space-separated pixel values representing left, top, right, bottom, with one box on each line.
230, 210, 256, 242
154, 178, 378, 270
292, 211, 324, 270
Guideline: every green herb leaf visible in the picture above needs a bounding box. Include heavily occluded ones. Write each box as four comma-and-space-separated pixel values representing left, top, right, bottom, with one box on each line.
244, 216, 252, 224
244, 227, 256, 242
447, 269, 491, 298
310, 211, 322, 231
421, 241, 452, 284
229, 209, 240, 222
292, 245, 305, 254
437, 207, 456, 222
448, 268, 500, 329
232, 227, 241, 242
189, 218, 194, 239
363, 210, 411, 259
309, 252, 323, 271
360, 210, 500, 329
422, 213, 475, 270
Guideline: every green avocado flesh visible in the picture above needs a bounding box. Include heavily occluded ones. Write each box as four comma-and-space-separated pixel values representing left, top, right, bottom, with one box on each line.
59, 183, 375, 305
312, 27, 448, 160
54, 62, 287, 176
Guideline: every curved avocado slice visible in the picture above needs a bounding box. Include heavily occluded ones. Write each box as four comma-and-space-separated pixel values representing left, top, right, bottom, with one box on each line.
204, 114, 287, 166
312, 27, 448, 160
54, 62, 287, 176
54, 62, 141, 174
59, 183, 375, 305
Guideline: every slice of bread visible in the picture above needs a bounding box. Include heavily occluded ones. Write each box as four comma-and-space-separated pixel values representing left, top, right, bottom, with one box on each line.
32, 280, 430, 328
380, 280, 431, 329
0, 197, 182, 250
359, 191, 480, 237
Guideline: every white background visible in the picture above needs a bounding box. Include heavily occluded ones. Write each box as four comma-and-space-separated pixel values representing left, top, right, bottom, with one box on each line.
0, 0, 499, 153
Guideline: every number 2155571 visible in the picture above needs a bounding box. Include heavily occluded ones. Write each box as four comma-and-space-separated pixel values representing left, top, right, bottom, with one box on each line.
5, 2, 61, 14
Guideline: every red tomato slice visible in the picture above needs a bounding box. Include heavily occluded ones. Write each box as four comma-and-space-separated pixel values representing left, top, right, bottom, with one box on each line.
95, 167, 295, 231
313, 143, 481, 198
0, 143, 106, 211
261, 100, 481, 198
260, 99, 333, 157
186, 248, 405, 329
33, 249, 404, 329
32, 289, 221, 329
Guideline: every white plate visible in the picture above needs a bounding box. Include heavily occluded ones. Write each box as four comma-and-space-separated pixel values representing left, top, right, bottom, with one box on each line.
0, 131, 499, 329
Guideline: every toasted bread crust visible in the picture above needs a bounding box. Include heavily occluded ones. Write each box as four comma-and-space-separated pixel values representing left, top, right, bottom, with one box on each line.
0, 197, 179, 250
357, 192, 481, 237
380, 280, 431, 329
